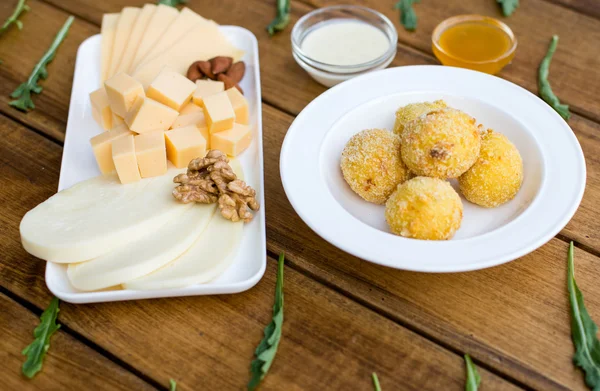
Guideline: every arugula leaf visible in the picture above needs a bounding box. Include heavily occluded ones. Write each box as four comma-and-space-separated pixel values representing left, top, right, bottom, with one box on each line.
169, 379, 177, 391
496, 0, 519, 17
10, 15, 74, 112
267, 0, 290, 36
567, 242, 600, 389
157, 0, 187, 7
538, 35, 571, 121
464, 354, 481, 391
22, 297, 60, 379
0, 0, 30, 36
248, 253, 285, 390
372, 372, 382, 391
394, 0, 420, 31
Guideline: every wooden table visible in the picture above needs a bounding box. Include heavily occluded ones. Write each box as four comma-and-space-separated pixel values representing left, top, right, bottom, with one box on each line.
1, 0, 599, 389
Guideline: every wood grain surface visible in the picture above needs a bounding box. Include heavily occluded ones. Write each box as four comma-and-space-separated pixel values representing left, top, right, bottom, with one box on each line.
0, 0, 598, 389
1, 293, 157, 390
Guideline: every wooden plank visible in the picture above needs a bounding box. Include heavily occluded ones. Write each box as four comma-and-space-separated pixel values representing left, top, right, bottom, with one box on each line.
544, 0, 600, 19
0, 0, 100, 142
0, 114, 520, 390
1, 293, 156, 391
301, 0, 600, 121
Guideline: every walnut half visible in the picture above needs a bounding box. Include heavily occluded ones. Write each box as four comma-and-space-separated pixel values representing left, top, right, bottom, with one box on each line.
172, 150, 259, 223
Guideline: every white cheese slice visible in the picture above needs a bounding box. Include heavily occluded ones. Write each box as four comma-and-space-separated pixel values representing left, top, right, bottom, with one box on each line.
67, 203, 216, 291
20, 166, 187, 263
136, 7, 207, 68
132, 21, 244, 88
129, 4, 179, 73
124, 210, 242, 290
115, 4, 156, 75
100, 13, 120, 84
107, 7, 140, 78
124, 159, 245, 290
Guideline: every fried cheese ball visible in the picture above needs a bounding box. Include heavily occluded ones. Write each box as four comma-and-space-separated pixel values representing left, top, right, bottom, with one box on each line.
400, 108, 481, 179
385, 177, 463, 240
458, 129, 523, 207
341, 129, 411, 204
392, 99, 448, 136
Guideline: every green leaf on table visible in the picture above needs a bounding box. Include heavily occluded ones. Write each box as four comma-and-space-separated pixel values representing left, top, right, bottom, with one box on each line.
267, 0, 290, 36
567, 242, 600, 389
496, 0, 519, 17
0, 0, 30, 36
372, 372, 382, 391
248, 253, 285, 391
169, 378, 177, 391
538, 35, 571, 120
9, 15, 74, 112
394, 0, 420, 31
157, 0, 187, 7
464, 354, 481, 391
22, 297, 60, 379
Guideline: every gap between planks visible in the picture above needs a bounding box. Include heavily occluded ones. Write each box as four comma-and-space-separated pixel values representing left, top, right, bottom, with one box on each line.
0, 285, 164, 391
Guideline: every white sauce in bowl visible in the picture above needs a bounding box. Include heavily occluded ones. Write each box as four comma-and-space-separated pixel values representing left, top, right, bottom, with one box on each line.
300, 20, 390, 66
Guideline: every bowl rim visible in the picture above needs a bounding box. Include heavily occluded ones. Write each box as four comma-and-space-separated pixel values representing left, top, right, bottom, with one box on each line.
291, 5, 398, 72
432, 14, 518, 65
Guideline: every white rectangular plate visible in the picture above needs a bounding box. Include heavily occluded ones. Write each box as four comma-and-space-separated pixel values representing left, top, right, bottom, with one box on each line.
46, 27, 266, 303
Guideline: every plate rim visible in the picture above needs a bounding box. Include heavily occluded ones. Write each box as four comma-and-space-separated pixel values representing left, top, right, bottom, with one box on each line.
280, 65, 586, 272
46, 26, 267, 303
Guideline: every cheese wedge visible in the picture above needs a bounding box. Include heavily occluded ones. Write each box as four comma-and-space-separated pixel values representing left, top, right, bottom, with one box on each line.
129, 4, 178, 73
68, 203, 215, 291
137, 8, 207, 67
132, 21, 244, 88
124, 159, 244, 290
100, 13, 119, 84
20, 166, 187, 263
115, 4, 156, 74
108, 7, 140, 78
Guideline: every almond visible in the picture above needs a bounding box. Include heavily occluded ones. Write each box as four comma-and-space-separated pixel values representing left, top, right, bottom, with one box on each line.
186, 61, 203, 81
210, 56, 233, 75
218, 74, 243, 94
197, 61, 214, 79
226, 61, 246, 83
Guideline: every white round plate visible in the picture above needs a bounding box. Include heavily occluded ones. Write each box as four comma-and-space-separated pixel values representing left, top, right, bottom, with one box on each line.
280, 66, 586, 272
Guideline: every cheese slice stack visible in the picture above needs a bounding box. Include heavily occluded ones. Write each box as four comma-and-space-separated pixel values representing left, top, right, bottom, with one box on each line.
100, 6, 243, 82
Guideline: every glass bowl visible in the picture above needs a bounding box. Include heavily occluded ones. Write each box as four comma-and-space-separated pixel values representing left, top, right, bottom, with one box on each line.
432, 15, 517, 75
291, 5, 397, 87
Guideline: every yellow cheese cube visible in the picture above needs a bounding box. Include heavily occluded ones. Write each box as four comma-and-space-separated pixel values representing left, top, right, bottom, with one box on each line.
112, 113, 125, 127
225, 88, 249, 125
165, 126, 207, 168
202, 91, 235, 134
104, 72, 145, 117
171, 111, 206, 129
135, 131, 168, 178
90, 87, 112, 130
180, 101, 203, 115
210, 123, 252, 156
147, 69, 197, 111
90, 124, 134, 175
192, 79, 224, 106
112, 134, 141, 184
125, 96, 179, 134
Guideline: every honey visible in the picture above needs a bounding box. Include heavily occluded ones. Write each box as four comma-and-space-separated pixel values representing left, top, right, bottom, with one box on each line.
432, 15, 516, 75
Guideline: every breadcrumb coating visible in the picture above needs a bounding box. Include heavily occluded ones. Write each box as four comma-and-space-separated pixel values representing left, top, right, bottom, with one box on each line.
400, 108, 481, 178
341, 129, 411, 204
392, 100, 448, 136
385, 177, 463, 240
458, 129, 523, 207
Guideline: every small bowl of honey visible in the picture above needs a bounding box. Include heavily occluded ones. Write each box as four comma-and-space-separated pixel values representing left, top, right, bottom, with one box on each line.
432, 15, 517, 75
